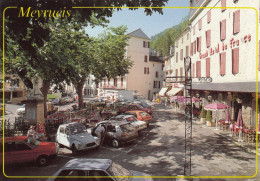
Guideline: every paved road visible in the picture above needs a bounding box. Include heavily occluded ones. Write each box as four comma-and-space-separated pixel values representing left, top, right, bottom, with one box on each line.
1, 104, 259, 181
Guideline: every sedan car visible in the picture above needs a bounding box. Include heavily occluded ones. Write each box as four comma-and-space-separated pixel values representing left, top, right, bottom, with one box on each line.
92, 121, 138, 148
0, 136, 58, 167
125, 110, 152, 126
118, 104, 152, 115
47, 158, 153, 181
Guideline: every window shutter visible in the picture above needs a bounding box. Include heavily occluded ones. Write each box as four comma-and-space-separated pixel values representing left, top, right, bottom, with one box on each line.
153, 81, 156, 88
197, 37, 201, 52
206, 30, 211, 48
186, 46, 189, 57
176, 52, 178, 63
176, 69, 178, 81
180, 67, 183, 81
190, 43, 193, 56
196, 61, 201, 78
206, 58, 210, 77
221, 0, 226, 12
232, 47, 239, 74
192, 63, 195, 78
144, 55, 147, 62
144, 67, 146, 74
199, 19, 202, 30
220, 19, 226, 40
233, 10, 240, 34
121, 77, 124, 87
148, 42, 150, 48
207, 10, 211, 23
143, 41, 145, 47
194, 41, 197, 54
180, 49, 183, 60
220, 52, 226, 75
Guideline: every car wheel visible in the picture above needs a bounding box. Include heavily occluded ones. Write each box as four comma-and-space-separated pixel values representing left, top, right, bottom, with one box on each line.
72, 145, 79, 155
111, 139, 119, 148
37, 155, 48, 167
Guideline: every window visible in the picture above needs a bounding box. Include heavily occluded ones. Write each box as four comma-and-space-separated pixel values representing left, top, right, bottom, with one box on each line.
196, 61, 201, 78
89, 170, 113, 181
197, 37, 201, 52
180, 49, 183, 60
153, 81, 158, 88
233, 10, 240, 34
176, 52, 178, 63
207, 10, 211, 23
190, 43, 193, 56
144, 67, 146, 74
143, 41, 145, 47
221, 0, 226, 12
155, 71, 159, 78
199, 19, 202, 30
232, 47, 239, 74
114, 78, 117, 87
147, 67, 149, 74
206, 30, 211, 48
144, 55, 148, 62
186, 45, 189, 57
148, 42, 150, 48
220, 52, 226, 76
220, 19, 226, 40
121, 77, 124, 87
192, 63, 195, 78
206, 58, 210, 77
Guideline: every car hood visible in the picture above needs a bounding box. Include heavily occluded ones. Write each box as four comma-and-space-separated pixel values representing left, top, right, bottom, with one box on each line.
129, 170, 154, 181
70, 133, 96, 144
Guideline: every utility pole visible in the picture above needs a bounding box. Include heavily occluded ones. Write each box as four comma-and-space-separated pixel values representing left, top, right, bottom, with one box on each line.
165, 56, 212, 176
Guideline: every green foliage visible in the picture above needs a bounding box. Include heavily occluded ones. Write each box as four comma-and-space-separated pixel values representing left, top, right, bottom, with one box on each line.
151, 16, 190, 57
200, 107, 206, 118
206, 110, 212, 121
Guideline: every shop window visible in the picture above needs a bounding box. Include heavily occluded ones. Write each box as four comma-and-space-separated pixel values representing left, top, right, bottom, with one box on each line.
220, 19, 226, 41
206, 30, 211, 48
207, 10, 211, 23
196, 61, 201, 78
220, 52, 226, 76
221, 0, 226, 12
233, 10, 240, 34
232, 47, 239, 74
206, 58, 210, 77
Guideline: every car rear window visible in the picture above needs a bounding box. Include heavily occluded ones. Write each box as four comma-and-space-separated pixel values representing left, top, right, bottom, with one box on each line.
120, 123, 135, 132
140, 112, 148, 117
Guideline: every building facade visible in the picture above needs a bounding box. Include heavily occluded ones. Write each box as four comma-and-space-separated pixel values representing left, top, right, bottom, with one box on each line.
98, 29, 164, 101
84, 75, 98, 97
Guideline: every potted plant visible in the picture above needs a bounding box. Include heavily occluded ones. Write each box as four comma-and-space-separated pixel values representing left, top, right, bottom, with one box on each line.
199, 107, 206, 124
206, 110, 212, 127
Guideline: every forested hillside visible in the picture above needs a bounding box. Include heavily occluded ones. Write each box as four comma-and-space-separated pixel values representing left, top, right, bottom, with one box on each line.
151, 16, 190, 57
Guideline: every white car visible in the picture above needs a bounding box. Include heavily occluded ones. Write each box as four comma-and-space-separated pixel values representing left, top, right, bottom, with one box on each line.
16, 104, 25, 114
111, 115, 147, 134
56, 122, 100, 155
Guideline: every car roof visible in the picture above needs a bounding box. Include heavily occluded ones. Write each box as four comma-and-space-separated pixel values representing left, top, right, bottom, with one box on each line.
63, 158, 112, 170
0, 136, 27, 143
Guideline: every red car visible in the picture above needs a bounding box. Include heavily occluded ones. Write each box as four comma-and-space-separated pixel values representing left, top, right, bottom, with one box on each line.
0, 136, 58, 167
125, 110, 152, 126
118, 104, 152, 115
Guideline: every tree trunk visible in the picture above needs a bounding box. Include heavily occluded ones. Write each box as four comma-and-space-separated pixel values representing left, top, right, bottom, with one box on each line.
40, 80, 50, 117
74, 74, 87, 109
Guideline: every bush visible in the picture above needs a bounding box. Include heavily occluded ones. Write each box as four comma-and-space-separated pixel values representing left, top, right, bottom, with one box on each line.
206, 110, 212, 121
199, 107, 206, 118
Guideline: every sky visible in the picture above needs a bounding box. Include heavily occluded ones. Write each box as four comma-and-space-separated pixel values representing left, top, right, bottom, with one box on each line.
85, 0, 190, 38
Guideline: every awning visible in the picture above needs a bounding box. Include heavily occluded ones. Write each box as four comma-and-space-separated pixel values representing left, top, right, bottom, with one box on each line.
159, 87, 168, 96
167, 87, 183, 96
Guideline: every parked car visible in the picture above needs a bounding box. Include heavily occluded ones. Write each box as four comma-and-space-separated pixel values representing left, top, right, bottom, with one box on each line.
47, 158, 154, 181
118, 104, 153, 115
125, 110, 152, 126
16, 104, 25, 115
110, 115, 147, 134
0, 136, 58, 167
92, 121, 138, 148
52, 98, 66, 105
63, 96, 74, 103
56, 122, 100, 155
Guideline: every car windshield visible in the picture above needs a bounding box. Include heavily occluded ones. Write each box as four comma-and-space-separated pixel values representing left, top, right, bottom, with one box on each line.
69, 124, 87, 135
125, 116, 138, 122
107, 162, 131, 181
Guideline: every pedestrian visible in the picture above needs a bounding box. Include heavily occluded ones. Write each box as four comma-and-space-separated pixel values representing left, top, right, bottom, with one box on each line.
94, 124, 106, 140
27, 125, 37, 140
165, 97, 168, 107
36, 123, 46, 141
